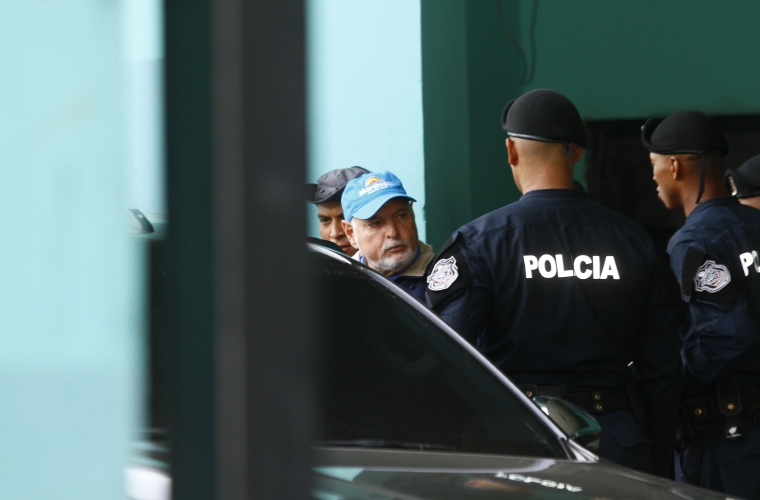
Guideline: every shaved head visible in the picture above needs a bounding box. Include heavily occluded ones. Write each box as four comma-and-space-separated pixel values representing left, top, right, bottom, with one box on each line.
506, 137, 583, 194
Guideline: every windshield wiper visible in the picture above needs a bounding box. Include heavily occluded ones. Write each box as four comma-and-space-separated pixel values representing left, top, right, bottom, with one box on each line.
315, 439, 457, 451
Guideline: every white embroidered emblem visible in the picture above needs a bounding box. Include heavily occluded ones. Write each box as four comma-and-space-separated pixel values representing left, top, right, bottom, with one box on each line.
427, 256, 459, 291
694, 260, 731, 293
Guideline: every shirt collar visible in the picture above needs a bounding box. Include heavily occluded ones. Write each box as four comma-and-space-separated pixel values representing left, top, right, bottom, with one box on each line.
389, 246, 421, 281
686, 196, 738, 219
519, 188, 585, 201
356, 243, 435, 279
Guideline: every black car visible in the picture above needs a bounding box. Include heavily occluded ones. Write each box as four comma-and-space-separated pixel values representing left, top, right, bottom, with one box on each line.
308, 242, 730, 499
127, 237, 732, 499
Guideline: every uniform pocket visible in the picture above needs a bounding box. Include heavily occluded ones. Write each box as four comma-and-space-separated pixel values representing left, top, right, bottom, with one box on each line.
604, 410, 652, 448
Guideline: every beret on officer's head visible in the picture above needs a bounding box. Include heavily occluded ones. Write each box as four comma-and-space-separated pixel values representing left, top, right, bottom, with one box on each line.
501, 89, 587, 148
725, 154, 760, 199
641, 110, 728, 157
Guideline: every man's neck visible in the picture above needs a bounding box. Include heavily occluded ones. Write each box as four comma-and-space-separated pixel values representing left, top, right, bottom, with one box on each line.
520, 177, 574, 194
362, 244, 420, 278
682, 182, 728, 217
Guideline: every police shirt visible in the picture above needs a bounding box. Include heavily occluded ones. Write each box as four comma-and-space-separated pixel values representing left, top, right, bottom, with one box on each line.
667, 197, 760, 386
427, 188, 681, 396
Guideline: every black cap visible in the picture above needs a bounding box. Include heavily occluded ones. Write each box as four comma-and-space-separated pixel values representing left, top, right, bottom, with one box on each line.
725, 154, 760, 199
501, 89, 587, 148
306, 166, 370, 204
641, 111, 728, 157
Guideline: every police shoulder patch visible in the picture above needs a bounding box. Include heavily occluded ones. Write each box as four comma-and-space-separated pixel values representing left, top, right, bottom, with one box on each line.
425, 234, 474, 309
693, 260, 731, 293
427, 256, 459, 291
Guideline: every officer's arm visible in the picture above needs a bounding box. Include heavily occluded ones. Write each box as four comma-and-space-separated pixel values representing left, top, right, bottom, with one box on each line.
683, 288, 758, 383
425, 236, 492, 345
633, 248, 682, 477
673, 244, 759, 383
430, 287, 492, 345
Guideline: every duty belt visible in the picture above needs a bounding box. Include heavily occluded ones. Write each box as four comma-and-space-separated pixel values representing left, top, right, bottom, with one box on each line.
519, 384, 629, 415
684, 386, 760, 428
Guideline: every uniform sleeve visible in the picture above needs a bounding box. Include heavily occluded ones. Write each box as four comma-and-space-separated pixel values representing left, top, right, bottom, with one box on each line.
425, 235, 492, 345
671, 242, 759, 384
632, 246, 683, 477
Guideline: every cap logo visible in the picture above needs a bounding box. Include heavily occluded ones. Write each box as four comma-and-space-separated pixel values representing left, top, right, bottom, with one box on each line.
359, 176, 393, 196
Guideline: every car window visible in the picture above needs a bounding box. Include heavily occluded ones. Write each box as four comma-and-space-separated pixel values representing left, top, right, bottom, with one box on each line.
312, 253, 567, 458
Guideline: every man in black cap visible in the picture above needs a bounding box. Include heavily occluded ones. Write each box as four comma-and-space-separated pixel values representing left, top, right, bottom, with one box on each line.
726, 153, 760, 210
643, 112, 760, 498
427, 89, 681, 477
307, 166, 369, 255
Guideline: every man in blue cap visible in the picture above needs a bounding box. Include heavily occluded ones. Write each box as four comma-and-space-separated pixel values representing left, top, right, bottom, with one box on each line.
341, 171, 435, 303
427, 89, 681, 478
643, 112, 760, 498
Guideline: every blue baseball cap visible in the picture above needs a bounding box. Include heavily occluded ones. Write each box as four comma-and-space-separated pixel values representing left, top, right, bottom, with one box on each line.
341, 171, 416, 222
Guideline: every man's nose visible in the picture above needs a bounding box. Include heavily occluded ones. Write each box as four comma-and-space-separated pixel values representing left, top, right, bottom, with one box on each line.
330, 220, 343, 238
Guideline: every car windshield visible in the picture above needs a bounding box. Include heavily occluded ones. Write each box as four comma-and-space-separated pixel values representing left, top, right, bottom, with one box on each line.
312, 251, 567, 459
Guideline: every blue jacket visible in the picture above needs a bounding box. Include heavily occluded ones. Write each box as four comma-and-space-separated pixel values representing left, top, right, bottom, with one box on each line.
667, 197, 760, 387
426, 189, 682, 475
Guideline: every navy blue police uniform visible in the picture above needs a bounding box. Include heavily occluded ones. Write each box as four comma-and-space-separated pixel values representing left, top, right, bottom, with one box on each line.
427, 90, 682, 478
643, 115, 760, 498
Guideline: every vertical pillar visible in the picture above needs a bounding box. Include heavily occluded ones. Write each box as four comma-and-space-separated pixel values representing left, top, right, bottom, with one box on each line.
166, 0, 313, 498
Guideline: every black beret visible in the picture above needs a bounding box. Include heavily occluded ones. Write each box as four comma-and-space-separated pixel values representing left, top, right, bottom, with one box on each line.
501, 89, 587, 148
641, 110, 728, 157
306, 166, 369, 204
725, 154, 760, 199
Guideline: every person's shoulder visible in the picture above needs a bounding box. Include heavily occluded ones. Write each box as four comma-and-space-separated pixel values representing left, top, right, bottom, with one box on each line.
574, 199, 661, 244
455, 203, 522, 240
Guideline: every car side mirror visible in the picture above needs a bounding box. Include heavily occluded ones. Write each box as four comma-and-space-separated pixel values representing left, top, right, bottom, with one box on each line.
532, 396, 601, 452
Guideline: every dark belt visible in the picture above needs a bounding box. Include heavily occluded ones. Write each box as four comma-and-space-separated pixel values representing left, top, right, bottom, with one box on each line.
519, 384, 629, 415
682, 386, 760, 433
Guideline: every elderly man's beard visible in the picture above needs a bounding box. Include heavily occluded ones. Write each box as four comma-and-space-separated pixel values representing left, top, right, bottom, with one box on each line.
367, 239, 417, 275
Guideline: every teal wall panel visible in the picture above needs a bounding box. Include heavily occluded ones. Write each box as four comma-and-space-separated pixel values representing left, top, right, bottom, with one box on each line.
422, 0, 524, 247
420, 0, 472, 249
423, 0, 760, 244
0, 2, 141, 498
527, 0, 760, 119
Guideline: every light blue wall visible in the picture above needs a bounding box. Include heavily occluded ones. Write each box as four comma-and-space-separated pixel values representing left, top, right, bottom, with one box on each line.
0, 2, 141, 498
306, 0, 426, 242
123, 0, 165, 215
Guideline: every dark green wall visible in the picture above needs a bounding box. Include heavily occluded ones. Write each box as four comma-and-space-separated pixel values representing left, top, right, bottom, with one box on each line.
422, 0, 523, 248
528, 0, 760, 119
422, 0, 760, 248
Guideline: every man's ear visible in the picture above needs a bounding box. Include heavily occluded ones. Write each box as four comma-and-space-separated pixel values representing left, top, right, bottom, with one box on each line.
506, 137, 518, 166
670, 156, 681, 179
342, 220, 358, 248
573, 146, 584, 163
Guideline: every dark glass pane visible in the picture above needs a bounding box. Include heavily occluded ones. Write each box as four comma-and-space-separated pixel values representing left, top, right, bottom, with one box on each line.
312, 253, 566, 458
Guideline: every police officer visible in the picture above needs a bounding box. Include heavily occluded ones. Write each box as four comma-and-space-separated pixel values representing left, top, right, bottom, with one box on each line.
643, 111, 760, 497
427, 89, 682, 477
725, 153, 760, 210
